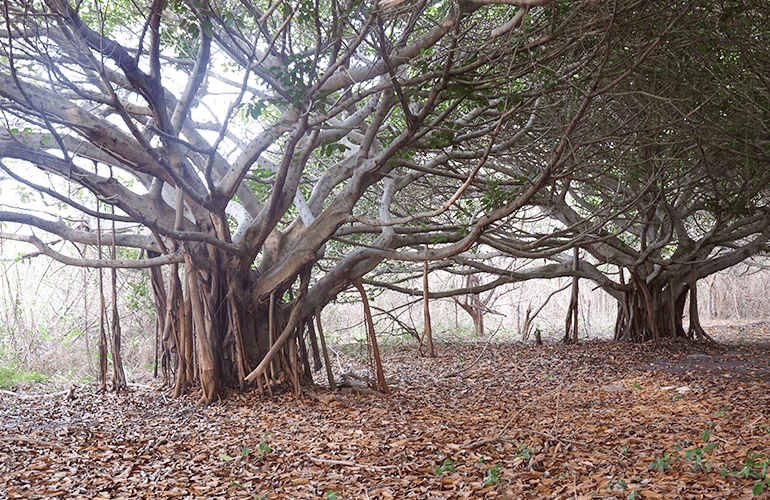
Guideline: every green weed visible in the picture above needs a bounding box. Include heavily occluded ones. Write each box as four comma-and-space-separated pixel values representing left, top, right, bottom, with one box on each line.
484, 464, 502, 486
514, 443, 535, 460
651, 424, 719, 474
736, 452, 769, 496
252, 432, 271, 464
0, 364, 49, 390
434, 458, 456, 476
649, 452, 677, 472
684, 424, 718, 472
607, 478, 627, 491
607, 478, 643, 499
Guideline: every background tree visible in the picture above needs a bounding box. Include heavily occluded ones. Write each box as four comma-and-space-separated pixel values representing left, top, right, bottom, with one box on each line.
474, 0, 770, 342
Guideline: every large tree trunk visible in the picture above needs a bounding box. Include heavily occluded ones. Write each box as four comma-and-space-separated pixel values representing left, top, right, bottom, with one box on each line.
162, 238, 327, 403
614, 275, 690, 343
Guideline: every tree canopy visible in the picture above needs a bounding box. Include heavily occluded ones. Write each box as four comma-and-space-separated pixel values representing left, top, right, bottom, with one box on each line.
469, 0, 770, 342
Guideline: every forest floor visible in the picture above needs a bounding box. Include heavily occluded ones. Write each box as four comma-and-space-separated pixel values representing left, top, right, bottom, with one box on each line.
1, 323, 769, 499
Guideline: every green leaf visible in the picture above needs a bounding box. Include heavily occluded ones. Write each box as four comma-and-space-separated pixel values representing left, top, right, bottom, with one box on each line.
218, 453, 235, 461
201, 19, 213, 37
752, 481, 765, 496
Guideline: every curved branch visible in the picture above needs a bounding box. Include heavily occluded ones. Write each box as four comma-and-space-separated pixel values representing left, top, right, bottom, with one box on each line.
1, 232, 183, 268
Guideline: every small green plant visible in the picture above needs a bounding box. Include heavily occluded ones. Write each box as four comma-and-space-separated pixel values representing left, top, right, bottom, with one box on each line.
739, 452, 770, 479
228, 480, 244, 489
715, 406, 732, 418
258, 433, 271, 455
736, 452, 769, 496
484, 464, 502, 486
672, 393, 683, 402
702, 423, 712, 442
324, 492, 340, 500
649, 452, 677, 472
514, 444, 535, 460
607, 479, 643, 499
253, 432, 271, 464
685, 445, 716, 472
672, 440, 688, 451
680, 424, 718, 472
632, 383, 642, 391
434, 458, 456, 476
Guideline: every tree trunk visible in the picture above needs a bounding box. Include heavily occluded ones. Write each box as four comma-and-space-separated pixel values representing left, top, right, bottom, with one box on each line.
315, 312, 337, 391
110, 267, 127, 391
563, 247, 579, 344
420, 255, 435, 357
96, 205, 108, 392
454, 273, 486, 336
688, 280, 712, 342
110, 214, 127, 392
614, 275, 689, 343
152, 239, 322, 402
147, 252, 168, 382
353, 279, 389, 394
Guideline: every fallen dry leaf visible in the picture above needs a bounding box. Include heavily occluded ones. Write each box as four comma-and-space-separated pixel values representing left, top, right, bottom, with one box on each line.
1, 331, 769, 499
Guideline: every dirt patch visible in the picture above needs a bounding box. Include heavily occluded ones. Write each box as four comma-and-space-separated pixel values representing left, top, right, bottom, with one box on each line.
637, 322, 770, 384
641, 343, 770, 384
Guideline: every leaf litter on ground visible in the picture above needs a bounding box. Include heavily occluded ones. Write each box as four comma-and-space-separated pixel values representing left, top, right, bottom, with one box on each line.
1, 326, 769, 499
